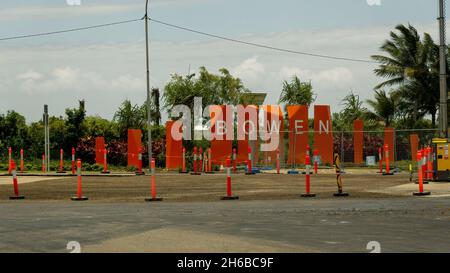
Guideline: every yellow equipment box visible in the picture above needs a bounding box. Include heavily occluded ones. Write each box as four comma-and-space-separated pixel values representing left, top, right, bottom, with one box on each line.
432, 138, 450, 181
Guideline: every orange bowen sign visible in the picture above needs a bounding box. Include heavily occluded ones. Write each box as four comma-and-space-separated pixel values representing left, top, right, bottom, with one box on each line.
313, 105, 334, 164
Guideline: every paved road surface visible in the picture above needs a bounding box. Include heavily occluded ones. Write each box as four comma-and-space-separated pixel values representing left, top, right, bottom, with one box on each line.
1, 197, 449, 253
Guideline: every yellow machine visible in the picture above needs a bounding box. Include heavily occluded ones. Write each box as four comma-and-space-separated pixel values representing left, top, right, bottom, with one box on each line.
432, 138, 450, 181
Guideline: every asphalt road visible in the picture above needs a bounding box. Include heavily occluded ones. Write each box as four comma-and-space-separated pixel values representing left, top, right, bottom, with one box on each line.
1, 197, 450, 253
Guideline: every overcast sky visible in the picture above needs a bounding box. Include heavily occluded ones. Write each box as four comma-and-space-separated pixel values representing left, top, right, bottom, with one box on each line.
0, 0, 443, 123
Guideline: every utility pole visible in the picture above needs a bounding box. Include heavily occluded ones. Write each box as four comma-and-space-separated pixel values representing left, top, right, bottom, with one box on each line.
43, 105, 50, 172
438, 0, 448, 138
145, 0, 152, 165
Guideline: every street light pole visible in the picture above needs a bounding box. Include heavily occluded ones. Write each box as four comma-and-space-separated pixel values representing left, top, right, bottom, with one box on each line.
438, 0, 448, 138
145, 0, 152, 166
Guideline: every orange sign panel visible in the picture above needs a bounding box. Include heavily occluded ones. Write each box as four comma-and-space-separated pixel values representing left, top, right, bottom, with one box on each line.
314, 105, 333, 164
95, 137, 105, 165
287, 105, 309, 165
261, 105, 284, 166
127, 129, 142, 168
210, 105, 233, 165
166, 120, 183, 170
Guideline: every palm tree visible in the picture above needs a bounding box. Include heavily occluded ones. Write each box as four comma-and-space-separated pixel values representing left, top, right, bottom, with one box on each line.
113, 100, 146, 139
340, 91, 367, 122
278, 76, 316, 106
371, 24, 441, 127
366, 90, 397, 127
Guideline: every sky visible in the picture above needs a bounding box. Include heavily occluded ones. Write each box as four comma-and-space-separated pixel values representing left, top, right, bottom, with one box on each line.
0, 0, 443, 123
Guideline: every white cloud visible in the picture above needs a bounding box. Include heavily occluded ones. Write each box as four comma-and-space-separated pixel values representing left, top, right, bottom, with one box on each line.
232, 56, 265, 81
17, 70, 43, 81
279, 67, 354, 87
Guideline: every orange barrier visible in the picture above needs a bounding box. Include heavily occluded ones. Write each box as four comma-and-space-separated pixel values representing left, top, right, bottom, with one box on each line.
57, 149, 65, 173
42, 154, 46, 173
276, 148, 280, 174
71, 147, 76, 175
221, 157, 239, 200
313, 149, 319, 174
301, 153, 316, 198
384, 127, 395, 163
199, 147, 203, 173
383, 144, 394, 175
353, 119, 364, 164
145, 158, 163, 202
414, 151, 431, 196
135, 148, 144, 175
206, 148, 214, 174
427, 146, 434, 181
8, 147, 12, 175
102, 148, 110, 174
191, 147, 201, 175
71, 159, 88, 201
246, 147, 254, 175
378, 147, 383, 174
9, 161, 25, 200
314, 105, 333, 164
180, 147, 188, 173
19, 149, 24, 173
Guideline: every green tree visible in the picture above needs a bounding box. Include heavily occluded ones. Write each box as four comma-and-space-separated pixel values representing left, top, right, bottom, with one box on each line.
340, 91, 367, 122
371, 24, 445, 127
0, 111, 29, 155
278, 76, 316, 107
83, 116, 118, 140
65, 100, 86, 150
366, 90, 398, 127
114, 100, 146, 139
163, 67, 251, 111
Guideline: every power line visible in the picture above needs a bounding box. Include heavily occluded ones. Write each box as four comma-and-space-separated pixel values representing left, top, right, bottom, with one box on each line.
0, 18, 142, 41
0, 15, 378, 64
149, 17, 378, 64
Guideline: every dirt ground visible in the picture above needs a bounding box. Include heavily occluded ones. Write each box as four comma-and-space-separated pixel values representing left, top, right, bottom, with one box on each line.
0, 170, 428, 202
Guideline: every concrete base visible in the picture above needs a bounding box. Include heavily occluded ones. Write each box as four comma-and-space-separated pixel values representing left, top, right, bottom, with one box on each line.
135, 172, 145, 176
301, 193, 316, 198
101, 171, 111, 174
221, 196, 239, 200
333, 192, 349, 197
382, 172, 394, 176
9, 195, 25, 200
190, 172, 202, 176
71, 196, 89, 201
145, 197, 163, 202
413, 191, 431, 196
